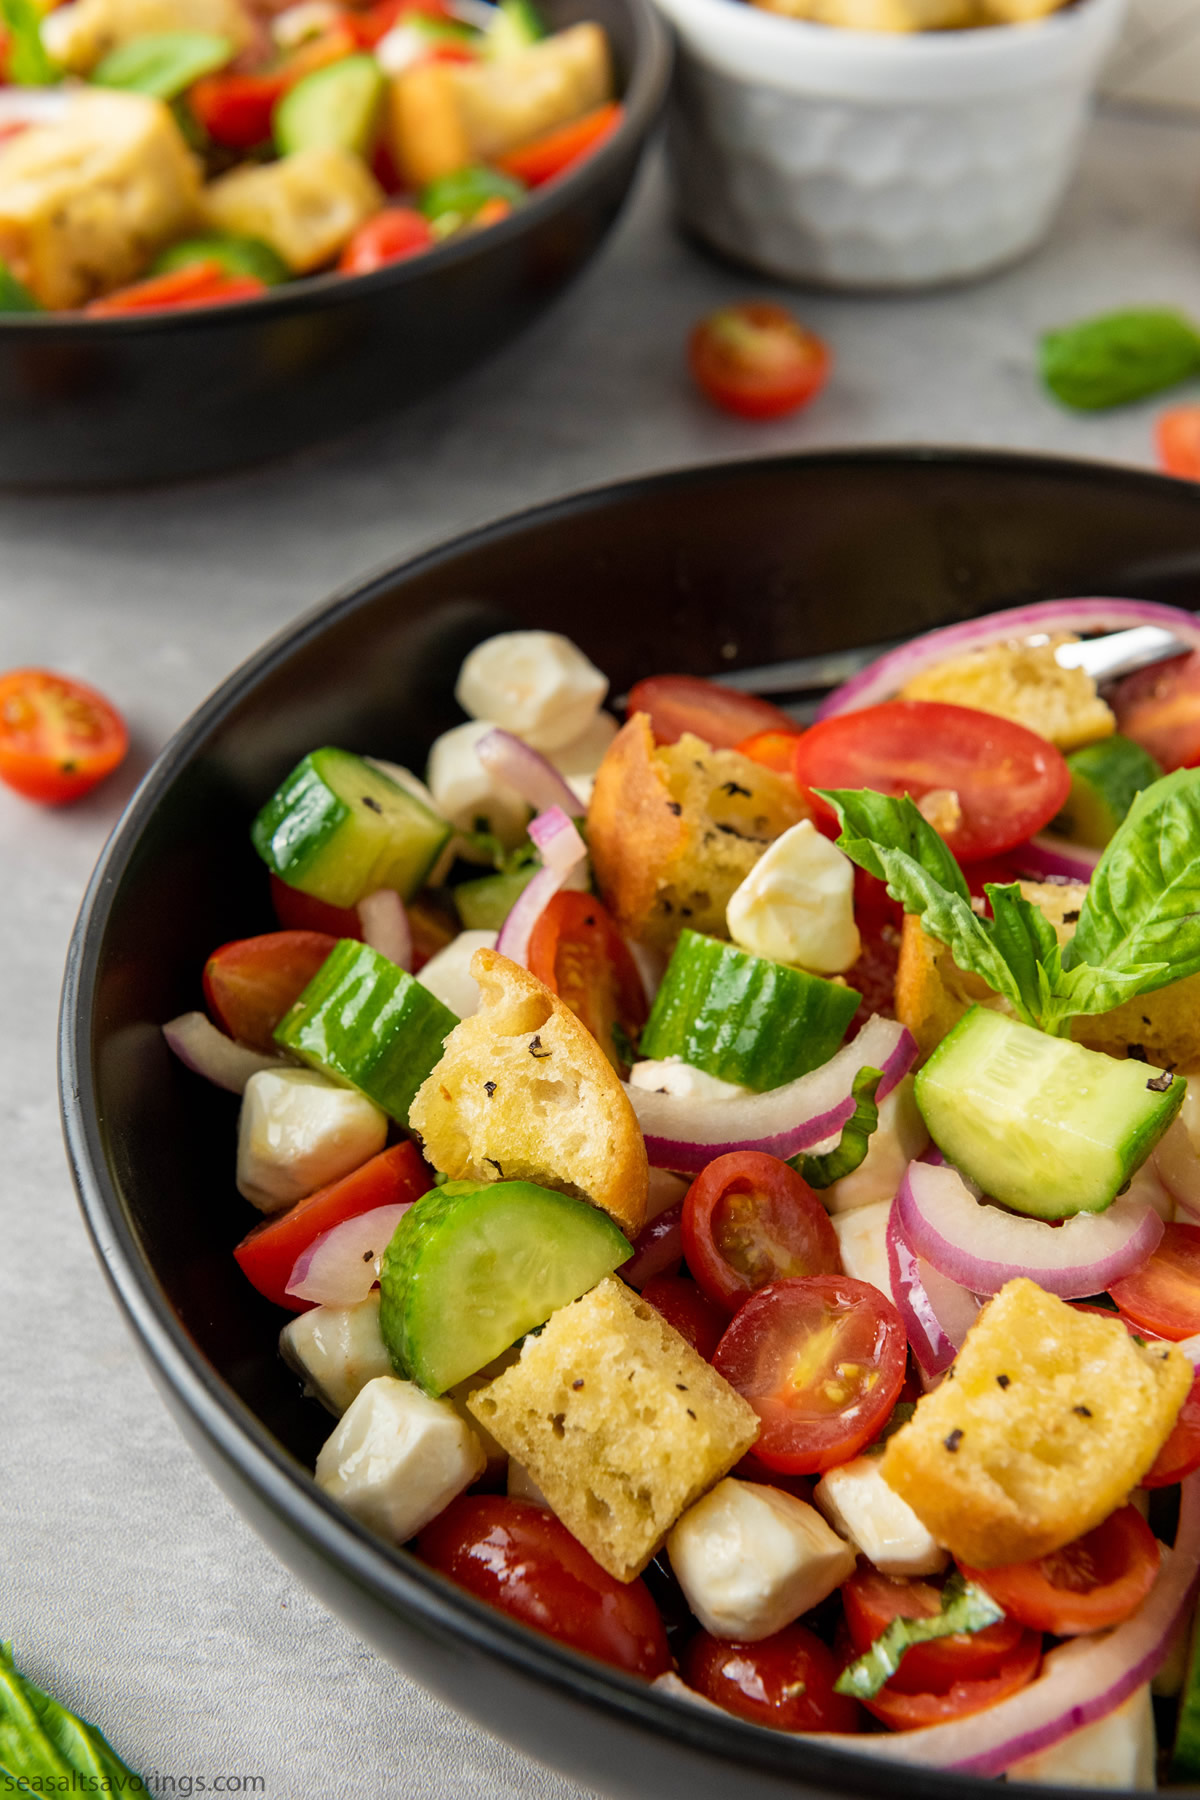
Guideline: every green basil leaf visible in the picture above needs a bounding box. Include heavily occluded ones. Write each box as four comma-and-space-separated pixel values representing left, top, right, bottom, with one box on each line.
861, 1401, 917, 1457
1067, 768, 1200, 992
791, 1065, 882, 1189
818, 788, 970, 902
984, 882, 1057, 1022
1040, 309, 1200, 411
0, 0, 57, 85
0, 259, 40, 314
92, 29, 234, 97
834, 1573, 1005, 1701
0, 1645, 144, 1790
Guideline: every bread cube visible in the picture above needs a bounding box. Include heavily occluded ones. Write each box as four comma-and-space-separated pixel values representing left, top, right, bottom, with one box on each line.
881, 1278, 1192, 1567
280, 1293, 392, 1414
42, 0, 253, 72
668, 1479, 855, 1640
588, 714, 809, 954
467, 1276, 759, 1581
814, 1454, 948, 1577
315, 1374, 486, 1544
204, 147, 383, 274
409, 948, 648, 1236
387, 62, 473, 189
0, 90, 201, 309
898, 635, 1115, 753
452, 24, 612, 160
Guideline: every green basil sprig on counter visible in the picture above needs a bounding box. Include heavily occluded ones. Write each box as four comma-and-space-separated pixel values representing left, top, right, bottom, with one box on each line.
0, 1643, 146, 1792
834, 1572, 1004, 1701
1040, 308, 1200, 411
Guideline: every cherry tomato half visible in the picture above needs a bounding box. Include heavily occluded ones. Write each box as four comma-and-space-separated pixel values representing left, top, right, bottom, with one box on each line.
1107, 1222, 1200, 1339
417, 1497, 671, 1677
682, 1151, 841, 1316
0, 668, 128, 805
688, 303, 831, 421
959, 1505, 1160, 1637
203, 929, 338, 1055
791, 699, 1072, 864
639, 1272, 725, 1360
338, 207, 434, 274
626, 674, 800, 750
1112, 651, 1200, 773
527, 889, 647, 1070
1145, 1368, 1200, 1487
843, 1566, 1026, 1694
859, 1630, 1041, 1731
270, 871, 362, 938
682, 1623, 860, 1732
713, 1275, 908, 1475
1158, 406, 1200, 481
734, 726, 805, 773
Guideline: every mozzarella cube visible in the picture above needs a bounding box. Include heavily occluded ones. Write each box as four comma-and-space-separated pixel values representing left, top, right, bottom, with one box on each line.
1006, 1678, 1156, 1787
43, 0, 252, 72
455, 630, 607, 752
280, 1293, 392, 1415
726, 820, 860, 975
204, 147, 383, 273
425, 719, 531, 854
315, 1375, 486, 1544
237, 1067, 387, 1213
814, 1455, 948, 1577
667, 1478, 855, 1641
832, 1198, 894, 1300
417, 930, 498, 1019
824, 1077, 929, 1215
628, 1058, 750, 1102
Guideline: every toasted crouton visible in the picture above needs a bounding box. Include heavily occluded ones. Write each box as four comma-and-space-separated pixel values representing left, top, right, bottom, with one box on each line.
588, 714, 808, 954
899, 636, 1115, 752
468, 1276, 759, 1580
408, 948, 648, 1237
452, 24, 612, 160
881, 1279, 1191, 1567
203, 148, 382, 273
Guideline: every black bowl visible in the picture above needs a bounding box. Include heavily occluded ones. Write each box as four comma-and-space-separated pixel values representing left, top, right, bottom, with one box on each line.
0, 0, 669, 490
61, 449, 1200, 1800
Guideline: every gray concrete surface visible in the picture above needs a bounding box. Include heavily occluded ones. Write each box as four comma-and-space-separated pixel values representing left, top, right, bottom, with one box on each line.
3, 108, 1200, 1798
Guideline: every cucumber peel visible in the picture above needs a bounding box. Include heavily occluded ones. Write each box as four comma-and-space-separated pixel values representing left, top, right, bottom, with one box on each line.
1054, 735, 1164, 850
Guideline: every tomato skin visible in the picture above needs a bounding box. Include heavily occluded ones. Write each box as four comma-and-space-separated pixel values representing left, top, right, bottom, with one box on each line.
713, 1275, 908, 1475
682, 1151, 841, 1316
843, 1567, 1026, 1694
338, 208, 434, 274
233, 1141, 431, 1310
1158, 406, 1200, 481
682, 1623, 860, 1732
418, 1497, 671, 1678
639, 1272, 725, 1360
1145, 1367, 1200, 1487
203, 929, 338, 1054
526, 890, 647, 1069
270, 872, 362, 937
0, 668, 128, 804
792, 699, 1072, 864
1111, 651, 1200, 773
1107, 1222, 1200, 1339
859, 1631, 1041, 1731
958, 1505, 1159, 1637
734, 727, 804, 774
626, 675, 800, 750
496, 101, 623, 186
189, 71, 282, 148
688, 303, 831, 421
85, 262, 266, 315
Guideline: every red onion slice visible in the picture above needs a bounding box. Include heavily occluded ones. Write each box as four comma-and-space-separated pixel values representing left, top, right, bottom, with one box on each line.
817, 599, 1200, 721
476, 728, 586, 819
495, 808, 588, 968
358, 889, 412, 972
1011, 833, 1100, 885
285, 1203, 411, 1305
622, 1202, 684, 1289
623, 1016, 917, 1174
886, 1197, 982, 1378
163, 1012, 284, 1094
896, 1159, 1164, 1299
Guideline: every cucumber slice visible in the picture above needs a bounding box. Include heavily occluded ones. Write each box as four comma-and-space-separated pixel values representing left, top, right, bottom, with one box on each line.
274, 938, 457, 1123
486, 0, 545, 57
915, 1006, 1184, 1219
152, 233, 290, 286
1053, 734, 1164, 849
638, 929, 860, 1092
252, 747, 452, 908
453, 865, 536, 930
0, 258, 39, 313
379, 1179, 631, 1394
274, 53, 385, 158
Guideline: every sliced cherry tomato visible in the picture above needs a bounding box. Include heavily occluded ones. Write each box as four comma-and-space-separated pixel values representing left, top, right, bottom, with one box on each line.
859, 1630, 1041, 1730
0, 668, 128, 804
1112, 651, 1200, 773
958, 1505, 1160, 1637
688, 303, 831, 422
1146, 1367, 1200, 1487
417, 1497, 671, 1677
338, 207, 434, 273
626, 674, 800, 750
682, 1151, 841, 1316
526, 890, 647, 1070
713, 1275, 907, 1475
734, 726, 804, 774
792, 700, 1072, 864
496, 102, 623, 186
270, 871, 362, 938
233, 1141, 431, 1311
85, 262, 265, 315
1107, 1222, 1200, 1339
189, 71, 283, 148
843, 1566, 1026, 1695
639, 1272, 725, 1360
1158, 406, 1200, 481
681, 1623, 860, 1732
203, 929, 338, 1054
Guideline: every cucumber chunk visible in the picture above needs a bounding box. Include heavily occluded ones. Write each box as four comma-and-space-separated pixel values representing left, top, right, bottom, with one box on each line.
153, 233, 290, 285
274, 54, 385, 158
453, 865, 536, 930
915, 1006, 1184, 1219
638, 929, 860, 1092
486, 0, 545, 57
379, 1179, 632, 1394
274, 938, 456, 1123
252, 747, 452, 908
1053, 734, 1165, 849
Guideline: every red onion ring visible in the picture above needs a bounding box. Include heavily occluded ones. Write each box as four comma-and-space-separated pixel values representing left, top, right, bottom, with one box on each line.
1009, 833, 1100, 885
886, 1197, 982, 1378
476, 728, 586, 819
816, 599, 1200, 722
495, 808, 588, 968
162, 1012, 284, 1094
896, 1159, 1164, 1299
621, 1202, 684, 1289
285, 1203, 412, 1305
358, 889, 412, 972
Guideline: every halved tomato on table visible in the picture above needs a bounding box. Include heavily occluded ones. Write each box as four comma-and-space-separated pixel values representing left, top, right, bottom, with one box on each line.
688, 303, 831, 422
842, 1565, 1026, 1694
626, 674, 800, 750
1107, 1222, 1200, 1339
791, 699, 1071, 863
0, 668, 128, 805
204, 929, 338, 1055
682, 1623, 861, 1732
682, 1151, 841, 1316
527, 890, 646, 1069
958, 1505, 1160, 1637
1112, 651, 1200, 772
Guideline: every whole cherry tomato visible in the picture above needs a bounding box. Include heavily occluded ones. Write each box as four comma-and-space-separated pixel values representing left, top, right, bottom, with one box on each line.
958, 1506, 1160, 1637
682, 1151, 840, 1315
203, 929, 337, 1054
626, 674, 800, 750
1157, 405, 1200, 481
0, 668, 128, 805
682, 1623, 860, 1731
688, 303, 831, 421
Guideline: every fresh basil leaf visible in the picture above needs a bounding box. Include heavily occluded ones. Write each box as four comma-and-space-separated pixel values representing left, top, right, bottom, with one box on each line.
0, 0, 57, 84
834, 1573, 1005, 1701
0, 1645, 144, 1790
0, 260, 40, 314
1040, 950, 1172, 1032
92, 29, 233, 97
610, 1020, 638, 1069
1040, 309, 1200, 411
818, 788, 970, 902
861, 1400, 916, 1457
792, 1066, 882, 1189
1067, 769, 1200, 993
984, 882, 1057, 1023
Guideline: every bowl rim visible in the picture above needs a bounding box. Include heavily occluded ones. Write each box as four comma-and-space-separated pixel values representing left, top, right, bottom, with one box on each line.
59, 445, 1196, 1800
0, 0, 671, 337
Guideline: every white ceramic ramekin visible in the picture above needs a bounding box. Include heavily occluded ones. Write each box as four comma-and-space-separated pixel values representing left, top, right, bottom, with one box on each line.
653, 0, 1126, 288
